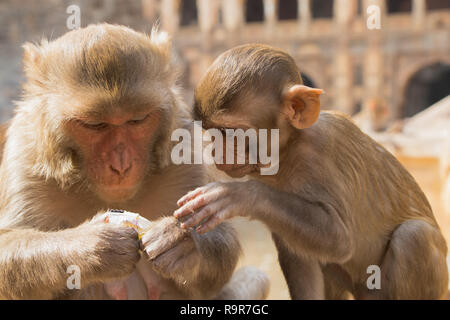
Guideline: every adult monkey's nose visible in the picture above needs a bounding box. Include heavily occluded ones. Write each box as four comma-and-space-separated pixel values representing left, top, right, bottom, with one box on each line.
110, 146, 132, 176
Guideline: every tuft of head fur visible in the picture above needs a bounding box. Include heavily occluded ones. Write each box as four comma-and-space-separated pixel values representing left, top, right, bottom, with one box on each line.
193, 44, 302, 121
22, 24, 177, 114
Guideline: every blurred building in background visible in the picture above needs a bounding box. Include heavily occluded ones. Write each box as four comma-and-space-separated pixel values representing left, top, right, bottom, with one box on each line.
148, 0, 450, 132
1, 0, 449, 128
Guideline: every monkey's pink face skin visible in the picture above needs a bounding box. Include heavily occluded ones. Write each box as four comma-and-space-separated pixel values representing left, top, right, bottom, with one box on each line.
65, 110, 161, 203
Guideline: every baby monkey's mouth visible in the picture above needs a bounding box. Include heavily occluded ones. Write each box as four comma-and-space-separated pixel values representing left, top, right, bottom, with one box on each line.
216, 163, 259, 178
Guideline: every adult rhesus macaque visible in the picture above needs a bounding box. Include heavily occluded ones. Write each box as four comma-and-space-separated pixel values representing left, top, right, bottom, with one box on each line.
174, 44, 449, 299
0, 25, 269, 300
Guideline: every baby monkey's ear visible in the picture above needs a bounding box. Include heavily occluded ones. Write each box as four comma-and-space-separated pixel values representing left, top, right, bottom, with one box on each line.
283, 85, 323, 129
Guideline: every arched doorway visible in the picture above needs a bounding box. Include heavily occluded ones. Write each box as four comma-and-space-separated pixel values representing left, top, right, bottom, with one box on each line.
278, 0, 297, 20
387, 0, 412, 13
312, 0, 333, 19
426, 0, 450, 11
403, 62, 450, 117
180, 0, 198, 26
246, 0, 264, 22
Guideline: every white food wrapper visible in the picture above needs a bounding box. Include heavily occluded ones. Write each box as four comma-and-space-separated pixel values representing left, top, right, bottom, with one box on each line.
94, 209, 153, 238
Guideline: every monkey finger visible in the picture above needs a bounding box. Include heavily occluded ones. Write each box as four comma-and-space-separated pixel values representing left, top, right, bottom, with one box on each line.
174, 202, 202, 219
196, 209, 230, 234
180, 202, 225, 229
174, 190, 222, 219
177, 182, 223, 207
176, 186, 206, 206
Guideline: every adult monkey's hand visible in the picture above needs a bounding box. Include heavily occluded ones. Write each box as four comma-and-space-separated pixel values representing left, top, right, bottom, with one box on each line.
141, 216, 242, 299
141, 217, 201, 286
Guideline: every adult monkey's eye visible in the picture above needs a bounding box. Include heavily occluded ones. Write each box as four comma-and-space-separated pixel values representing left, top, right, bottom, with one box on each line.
128, 113, 150, 125
78, 120, 108, 130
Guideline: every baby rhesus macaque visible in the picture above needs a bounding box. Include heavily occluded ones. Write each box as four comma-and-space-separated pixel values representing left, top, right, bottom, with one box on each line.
174, 44, 448, 299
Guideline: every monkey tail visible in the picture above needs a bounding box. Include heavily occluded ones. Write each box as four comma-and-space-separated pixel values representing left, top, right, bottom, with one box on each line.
214, 266, 270, 300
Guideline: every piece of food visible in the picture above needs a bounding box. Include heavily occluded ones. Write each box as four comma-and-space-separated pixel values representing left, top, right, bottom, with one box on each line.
97, 209, 153, 239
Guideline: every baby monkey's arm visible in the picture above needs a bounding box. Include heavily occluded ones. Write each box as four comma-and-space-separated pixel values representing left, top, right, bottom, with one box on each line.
174, 181, 352, 263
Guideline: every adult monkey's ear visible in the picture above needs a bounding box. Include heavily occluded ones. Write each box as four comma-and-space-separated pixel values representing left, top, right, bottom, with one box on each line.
283, 85, 324, 129
22, 42, 44, 83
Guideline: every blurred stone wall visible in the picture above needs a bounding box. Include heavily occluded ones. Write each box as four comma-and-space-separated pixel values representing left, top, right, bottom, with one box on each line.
0, 0, 153, 122
0, 0, 449, 129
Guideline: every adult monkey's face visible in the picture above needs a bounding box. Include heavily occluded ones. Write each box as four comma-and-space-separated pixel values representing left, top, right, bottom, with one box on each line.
21, 24, 178, 204
65, 109, 162, 203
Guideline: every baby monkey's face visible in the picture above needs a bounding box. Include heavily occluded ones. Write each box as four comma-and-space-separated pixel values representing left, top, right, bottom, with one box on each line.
196, 80, 323, 178
202, 106, 279, 178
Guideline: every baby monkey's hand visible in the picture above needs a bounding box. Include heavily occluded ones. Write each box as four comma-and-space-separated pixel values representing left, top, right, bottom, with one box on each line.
174, 181, 261, 234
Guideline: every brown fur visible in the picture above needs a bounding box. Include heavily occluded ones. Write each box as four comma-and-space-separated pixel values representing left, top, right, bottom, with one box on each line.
177, 44, 448, 299
194, 44, 301, 124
